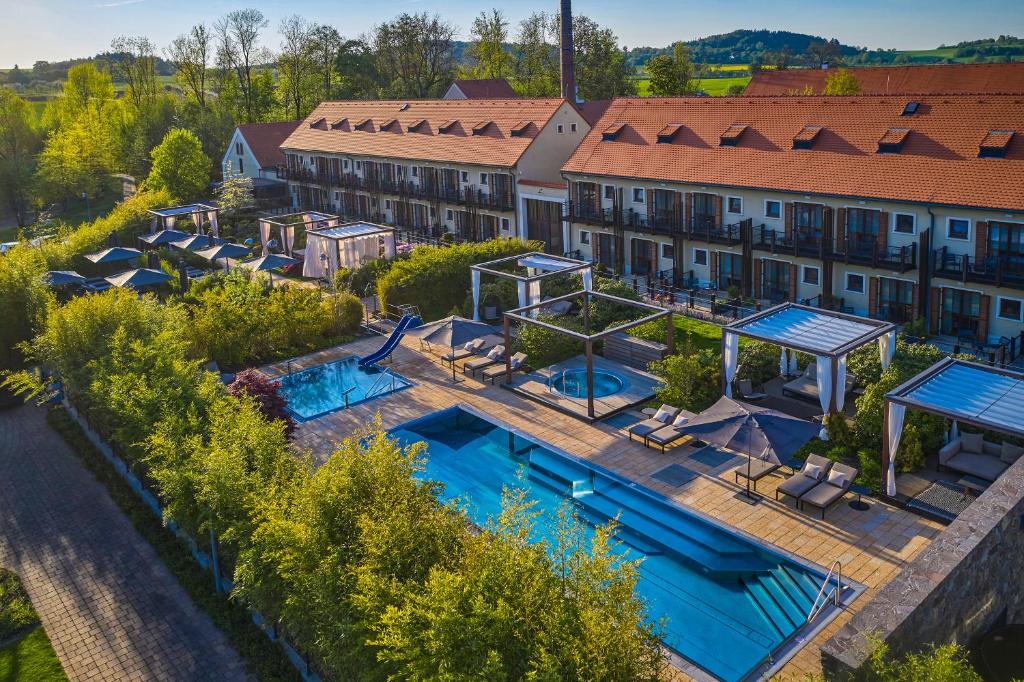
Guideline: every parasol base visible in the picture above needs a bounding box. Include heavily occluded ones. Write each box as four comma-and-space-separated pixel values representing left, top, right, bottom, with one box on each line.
733, 490, 762, 506
848, 499, 870, 511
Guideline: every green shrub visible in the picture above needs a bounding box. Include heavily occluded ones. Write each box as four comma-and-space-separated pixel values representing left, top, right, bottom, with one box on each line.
650, 339, 721, 412
858, 448, 884, 494
0, 568, 39, 641
824, 413, 857, 455
466, 279, 519, 319
515, 315, 584, 368
865, 640, 983, 682
330, 291, 364, 335
736, 341, 780, 386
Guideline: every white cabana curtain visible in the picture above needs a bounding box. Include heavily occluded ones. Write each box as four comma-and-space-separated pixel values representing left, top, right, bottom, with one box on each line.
581, 267, 593, 291
885, 402, 907, 496
816, 356, 833, 440
723, 332, 739, 397
207, 211, 219, 238
259, 220, 272, 255
789, 349, 799, 375
150, 216, 159, 234
383, 232, 396, 259
339, 238, 357, 269
779, 347, 788, 377
835, 355, 848, 412
528, 280, 541, 318
166, 215, 176, 231
191, 210, 202, 231
282, 225, 295, 256
517, 280, 528, 310
471, 270, 481, 321
879, 330, 897, 370
301, 234, 337, 279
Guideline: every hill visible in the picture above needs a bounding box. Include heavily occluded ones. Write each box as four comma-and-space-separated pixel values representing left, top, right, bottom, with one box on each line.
627, 29, 863, 67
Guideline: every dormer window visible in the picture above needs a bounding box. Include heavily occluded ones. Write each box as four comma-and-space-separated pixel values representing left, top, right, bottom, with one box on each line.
472, 120, 493, 135
354, 118, 373, 131
602, 122, 625, 141
439, 120, 458, 134
330, 118, 349, 130
309, 117, 327, 130
656, 123, 683, 144
407, 119, 428, 132
380, 118, 398, 131
792, 125, 823, 150
877, 128, 910, 154
510, 121, 529, 137
979, 130, 1014, 158
719, 124, 748, 147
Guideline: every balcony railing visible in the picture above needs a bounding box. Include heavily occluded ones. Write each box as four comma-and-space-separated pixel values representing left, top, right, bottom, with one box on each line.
829, 234, 917, 272
932, 247, 1024, 290
752, 225, 824, 257
686, 218, 743, 245
564, 201, 617, 227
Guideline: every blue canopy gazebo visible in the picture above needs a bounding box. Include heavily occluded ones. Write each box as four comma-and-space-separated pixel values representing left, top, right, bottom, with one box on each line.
105, 267, 173, 290
85, 246, 142, 265
139, 229, 190, 248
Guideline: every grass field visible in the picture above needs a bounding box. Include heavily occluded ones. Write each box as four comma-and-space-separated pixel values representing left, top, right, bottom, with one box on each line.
635, 75, 750, 97
0, 628, 67, 681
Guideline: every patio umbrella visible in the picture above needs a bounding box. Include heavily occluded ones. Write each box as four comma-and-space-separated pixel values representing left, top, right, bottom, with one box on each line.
139, 229, 190, 247
84, 246, 142, 264
194, 242, 252, 271
405, 315, 500, 382
105, 267, 173, 290
678, 396, 820, 502
237, 253, 299, 287
43, 270, 87, 287
170, 234, 225, 251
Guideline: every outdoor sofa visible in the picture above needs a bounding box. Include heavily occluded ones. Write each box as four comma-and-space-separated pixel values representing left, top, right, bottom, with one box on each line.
799, 462, 858, 518
782, 363, 858, 403
775, 454, 832, 506
939, 433, 1021, 482
481, 352, 528, 384
644, 409, 698, 452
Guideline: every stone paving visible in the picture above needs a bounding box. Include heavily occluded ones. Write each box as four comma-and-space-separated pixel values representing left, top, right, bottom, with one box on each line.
266, 335, 944, 681
0, 404, 253, 682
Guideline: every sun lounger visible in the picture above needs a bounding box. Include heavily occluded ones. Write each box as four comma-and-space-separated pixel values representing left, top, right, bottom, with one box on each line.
736, 379, 767, 401
799, 462, 858, 518
734, 457, 783, 490
775, 454, 832, 506
645, 409, 697, 452
442, 338, 486, 367
463, 345, 505, 376
627, 405, 680, 443
481, 352, 527, 384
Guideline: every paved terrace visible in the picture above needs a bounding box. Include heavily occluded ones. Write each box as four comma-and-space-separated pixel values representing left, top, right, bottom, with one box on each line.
262, 335, 943, 680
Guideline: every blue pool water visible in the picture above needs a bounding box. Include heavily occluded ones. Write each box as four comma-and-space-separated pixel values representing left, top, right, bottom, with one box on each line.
550, 368, 626, 398
278, 357, 411, 420
390, 407, 828, 682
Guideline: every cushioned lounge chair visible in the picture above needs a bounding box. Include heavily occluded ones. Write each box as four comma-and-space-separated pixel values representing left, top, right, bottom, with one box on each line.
645, 410, 697, 452
776, 454, 831, 506
783, 363, 858, 403
463, 345, 505, 376
627, 405, 680, 443
442, 338, 485, 367
481, 352, 527, 384
736, 379, 767, 401
799, 462, 858, 518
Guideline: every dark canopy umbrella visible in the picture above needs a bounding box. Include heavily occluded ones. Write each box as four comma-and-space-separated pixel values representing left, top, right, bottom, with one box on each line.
678, 396, 820, 500
84, 246, 142, 264
238, 253, 299, 287
194, 243, 252, 270
171, 234, 225, 251
405, 316, 500, 381
105, 267, 173, 290
139, 229, 190, 247
43, 270, 87, 287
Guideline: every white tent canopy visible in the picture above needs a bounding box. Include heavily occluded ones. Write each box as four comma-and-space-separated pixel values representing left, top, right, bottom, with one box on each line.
722, 304, 897, 439
470, 251, 593, 321
301, 222, 397, 280
148, 203, 219, 238
259, 211, 338, 257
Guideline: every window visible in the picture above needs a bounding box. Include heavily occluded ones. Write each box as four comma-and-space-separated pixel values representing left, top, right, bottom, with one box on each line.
557, 124, 564, 134
446, 209, 454, 221
235, 142, 242, 155
460, 171, 469, 182
570, 123, 577, 133
429, 206, 436, 217
579, 230, 591, 245
632, 187, 645, 204
947, 217, 971, 241
997, 297, 1023, 321
845, 272, 866, 294
238, 158, 243, 173
893, 213, 916, 235
693, 248, 708, 266
661, 243, 674, 260
765, 200, 781, 219
500, 217, 510, 232
343, 159, 350, 170
727, 197, 742, 214
355, 161, 362, 171
480, 173, 488, 186
411, 166, 418, 177
371, 197, 378, 208
385, 199, 391, 209
802, 265, 820, 286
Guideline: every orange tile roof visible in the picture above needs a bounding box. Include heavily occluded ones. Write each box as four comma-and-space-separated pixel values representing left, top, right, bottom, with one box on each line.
235, 121, 301, 169
283, 99, 568, 167
450, 78, 519, 99
744, 63, 1024, 96
561, 95, 1024, 211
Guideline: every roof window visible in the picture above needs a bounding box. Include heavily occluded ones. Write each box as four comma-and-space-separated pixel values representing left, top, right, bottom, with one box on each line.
719, 123, 748, 146
979, 130, 1014, 158
877, 128, 910, 153
792, 125, 823, 150
601, 122, 625, 141
656, 123, 683, 143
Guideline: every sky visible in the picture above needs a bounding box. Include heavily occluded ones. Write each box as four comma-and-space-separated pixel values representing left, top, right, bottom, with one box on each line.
2, 0, 1023, 68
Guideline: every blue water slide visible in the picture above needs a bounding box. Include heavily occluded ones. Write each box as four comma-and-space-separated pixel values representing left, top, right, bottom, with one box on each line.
358, 314, 421, 367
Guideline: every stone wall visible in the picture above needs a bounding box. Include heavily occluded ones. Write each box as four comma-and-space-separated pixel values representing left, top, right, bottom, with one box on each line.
821, 454, 1024, 677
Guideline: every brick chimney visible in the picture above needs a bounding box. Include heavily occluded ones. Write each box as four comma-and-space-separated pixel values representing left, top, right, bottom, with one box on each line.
560, 0, 577, 102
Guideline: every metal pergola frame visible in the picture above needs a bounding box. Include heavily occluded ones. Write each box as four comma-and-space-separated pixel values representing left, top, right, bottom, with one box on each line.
147, 203, 219, 232
502, 289, 674, 418
471, 251, 592, 283
258, 210, 340, 231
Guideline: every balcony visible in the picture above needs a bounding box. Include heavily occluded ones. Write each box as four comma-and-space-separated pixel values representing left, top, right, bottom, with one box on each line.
932, 247, 1024, 290
684, 218, 743, 245
752, 225, 824, 258
620, 208, 683, 236
829, 234, 917, 272
564, 201, 616, 228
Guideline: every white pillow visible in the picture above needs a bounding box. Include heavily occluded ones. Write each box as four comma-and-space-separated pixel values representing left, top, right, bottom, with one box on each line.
653, 406, 675, 423
827, 469, 847, 487
802, 462, 823, 480
487, 346, 503, 360
672, 413, 689, 427
463, 341, 476, 351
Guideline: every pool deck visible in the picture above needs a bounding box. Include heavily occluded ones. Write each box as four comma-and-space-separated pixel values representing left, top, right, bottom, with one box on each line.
260, 335, 943, 681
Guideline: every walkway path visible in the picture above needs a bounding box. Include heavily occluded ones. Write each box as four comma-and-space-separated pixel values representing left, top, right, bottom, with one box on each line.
0, 404, 253, 682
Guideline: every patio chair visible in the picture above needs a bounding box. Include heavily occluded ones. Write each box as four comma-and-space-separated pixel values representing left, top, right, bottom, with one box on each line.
734, 457, 783, 490
775, 454, 832, 507
799, 462, 859, 519
480, 352, 527, 384
645, 409, 698, 452
627, 404, 680, 443
463, 345, 505, 376
442, 338, 486, 368
736, 379, 767, 401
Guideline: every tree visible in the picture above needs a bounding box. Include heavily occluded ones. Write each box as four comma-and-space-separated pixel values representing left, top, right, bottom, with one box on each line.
464, 9, 513, 80
228, 369, 296, 438
823, 68, 862, 95
36, 105, 116, 204
110, 36, 159, 109
147, 128, 211, 201
570, 16, 636, 100
511, 13, 559, 97
0, 90, 41, 227
167, 24, 212, 109
43, 63, 115, 130
806, 39, 843, 68
214, 9, 270, 123
646, 42, 698, 96
216, 162, 255, 215
370, 13, 456, 98
308, 24, 342, 102
770, 45, 793, 71
278, 15, 318, 119
334, 39, 379, 99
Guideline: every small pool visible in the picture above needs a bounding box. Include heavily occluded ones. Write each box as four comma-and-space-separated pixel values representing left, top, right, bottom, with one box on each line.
390, 407, 839, 682
549, 368, 626, 398
278, 357, 411, 420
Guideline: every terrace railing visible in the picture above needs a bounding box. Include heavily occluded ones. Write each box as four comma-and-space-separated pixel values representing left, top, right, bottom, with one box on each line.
829, 234, 917, 272
752, 225, 825, 258
932, 247, 1024, 290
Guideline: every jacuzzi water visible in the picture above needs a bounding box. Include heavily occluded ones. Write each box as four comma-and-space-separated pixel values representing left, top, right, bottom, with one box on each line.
278, 357, 411, 420
550, 368, 625, 398
390, 407, 830, 682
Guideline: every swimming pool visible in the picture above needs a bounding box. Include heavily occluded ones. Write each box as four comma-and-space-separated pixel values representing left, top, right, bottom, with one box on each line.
278, 357, 411, 420
549, 368, 626, 398
390, 407, 837, 682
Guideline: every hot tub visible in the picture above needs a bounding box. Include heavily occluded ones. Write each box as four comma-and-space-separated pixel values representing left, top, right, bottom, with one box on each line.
550, 368, 626, 399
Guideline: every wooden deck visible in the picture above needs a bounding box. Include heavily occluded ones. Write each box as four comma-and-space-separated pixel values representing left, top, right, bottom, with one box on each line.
261, 335, 943, 681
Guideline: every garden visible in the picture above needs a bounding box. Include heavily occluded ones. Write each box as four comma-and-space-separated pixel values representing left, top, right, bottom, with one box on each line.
0, 569, 66, 682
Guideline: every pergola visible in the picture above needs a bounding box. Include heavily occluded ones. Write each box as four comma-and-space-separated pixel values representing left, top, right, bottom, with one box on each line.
502, 290, 673, 419
470, 252, 592, 321
883, 358, 1024, 496
301, 222, 397, 280
722, 303, 897, 438
258, 210, 338, 257
148, 203, 219, 236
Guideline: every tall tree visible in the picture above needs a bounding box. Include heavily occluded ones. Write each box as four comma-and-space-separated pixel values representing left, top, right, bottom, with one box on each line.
215, 9, 270, 123
147, 128, 212, 201
370, 13, 456, 99
805, 39, 843, 68
823, 68, 862, 95
110, 35, 160, 109
464, 9, 513, 80
570, 16, 635, 100
334, 39, 379, 99
167, 25, 212, 108
43, 63, 115, 130
308, 24, 343, 102
511, 13, 559, 97
646, 42, 698, 96
0, 90, 41, 227
278, 15, 318, 119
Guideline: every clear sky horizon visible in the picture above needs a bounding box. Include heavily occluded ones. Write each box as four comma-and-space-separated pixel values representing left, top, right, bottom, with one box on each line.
3, 0, 1022, 68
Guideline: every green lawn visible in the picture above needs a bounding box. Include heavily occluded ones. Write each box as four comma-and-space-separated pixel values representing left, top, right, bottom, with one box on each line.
0, 627, 67, 681
631, 314, 724, 354
635, 75, 750, 97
